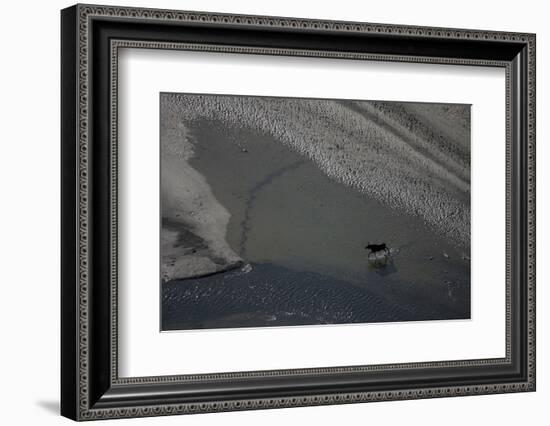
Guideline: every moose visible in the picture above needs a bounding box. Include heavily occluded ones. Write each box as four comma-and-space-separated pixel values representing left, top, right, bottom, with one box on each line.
364, 243, 390, 256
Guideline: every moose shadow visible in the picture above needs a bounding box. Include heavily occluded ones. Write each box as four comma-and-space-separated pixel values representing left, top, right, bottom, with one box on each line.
365, 244, 398, 276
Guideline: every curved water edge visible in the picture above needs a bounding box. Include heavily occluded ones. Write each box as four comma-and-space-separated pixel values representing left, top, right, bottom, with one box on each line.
162, 93, 471, 249
160, 109, 242, 281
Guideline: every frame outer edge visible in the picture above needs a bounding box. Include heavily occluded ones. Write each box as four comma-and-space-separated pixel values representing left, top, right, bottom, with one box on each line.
61, 4, 80, 422
67, 4, 536, 421
527, 33, 535, 390
76, 2, 91, 420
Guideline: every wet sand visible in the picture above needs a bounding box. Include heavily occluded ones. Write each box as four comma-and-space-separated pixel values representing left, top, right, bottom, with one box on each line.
161, 94, 471, 247
163, 263, 464, 331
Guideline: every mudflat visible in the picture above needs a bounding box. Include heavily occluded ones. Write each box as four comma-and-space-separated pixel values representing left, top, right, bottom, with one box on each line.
160, 94, 471, 330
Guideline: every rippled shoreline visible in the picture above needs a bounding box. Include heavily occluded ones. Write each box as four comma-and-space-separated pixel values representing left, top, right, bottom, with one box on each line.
162, 262, 469, 331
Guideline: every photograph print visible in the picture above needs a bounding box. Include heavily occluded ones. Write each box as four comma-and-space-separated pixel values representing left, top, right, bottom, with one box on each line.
160, 93, 471, 331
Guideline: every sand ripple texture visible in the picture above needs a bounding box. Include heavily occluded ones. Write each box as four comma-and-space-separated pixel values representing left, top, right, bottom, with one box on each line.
162, 263, 456, 330
162, 94, 471, 249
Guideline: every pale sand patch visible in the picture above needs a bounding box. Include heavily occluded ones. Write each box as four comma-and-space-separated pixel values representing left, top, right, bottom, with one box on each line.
160, 107, 241, 281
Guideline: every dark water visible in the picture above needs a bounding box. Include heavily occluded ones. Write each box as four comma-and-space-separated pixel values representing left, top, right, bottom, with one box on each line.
162, 262, 467, 331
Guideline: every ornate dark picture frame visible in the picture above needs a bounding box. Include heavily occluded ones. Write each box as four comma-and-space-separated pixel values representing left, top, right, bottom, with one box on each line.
61, 4, 536, 421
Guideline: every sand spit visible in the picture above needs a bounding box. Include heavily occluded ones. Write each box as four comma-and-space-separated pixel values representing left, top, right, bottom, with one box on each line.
161, 94, 471, 248
160, 106, 241, 281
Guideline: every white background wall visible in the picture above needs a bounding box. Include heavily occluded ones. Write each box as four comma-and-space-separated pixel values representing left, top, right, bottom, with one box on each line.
0, 0, 547, 424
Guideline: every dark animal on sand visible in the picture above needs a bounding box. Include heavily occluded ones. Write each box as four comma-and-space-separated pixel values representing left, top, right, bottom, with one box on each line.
365, 243, 389, 255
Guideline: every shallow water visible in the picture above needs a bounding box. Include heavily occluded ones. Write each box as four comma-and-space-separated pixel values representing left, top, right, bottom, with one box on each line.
162, 262, 466, 331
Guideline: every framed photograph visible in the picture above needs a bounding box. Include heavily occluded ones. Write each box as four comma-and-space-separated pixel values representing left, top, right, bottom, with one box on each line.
61, 4, 536, 421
